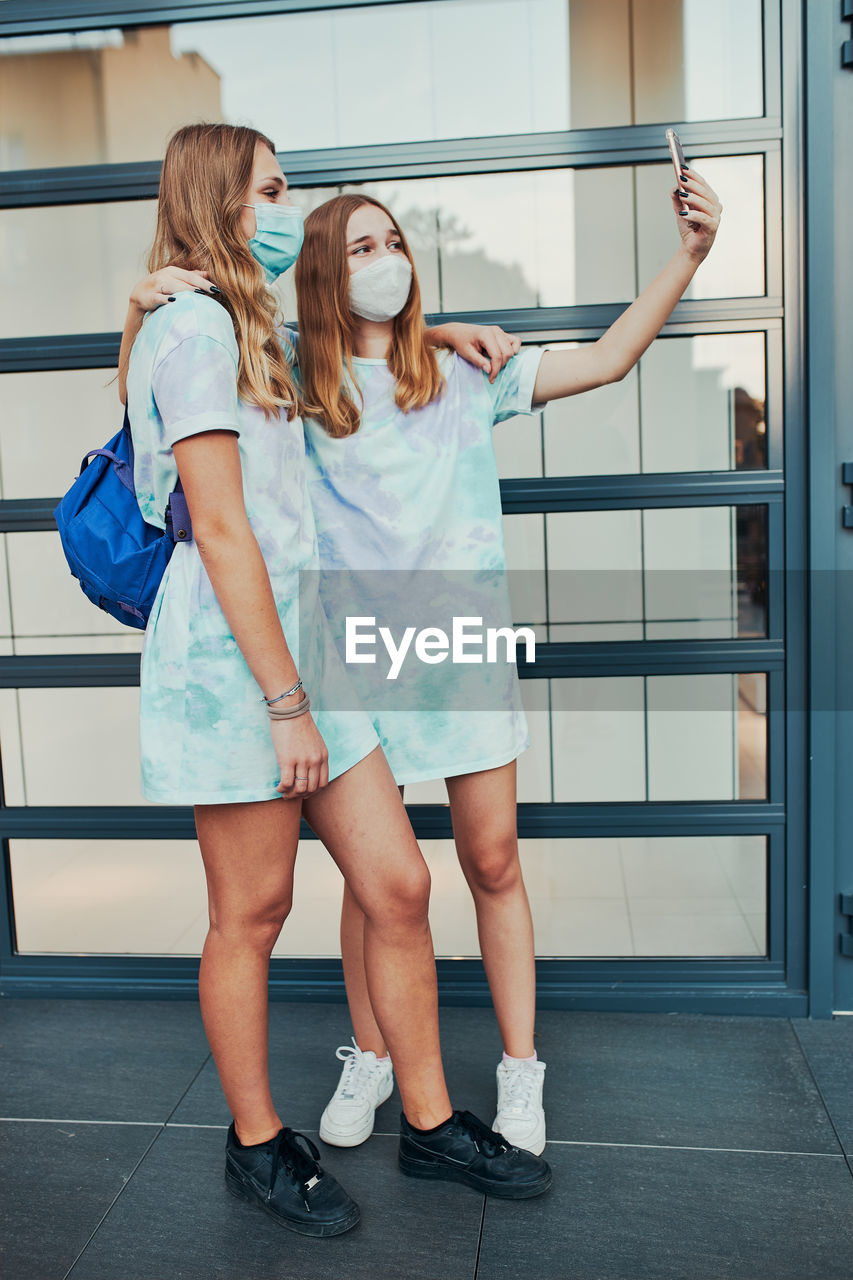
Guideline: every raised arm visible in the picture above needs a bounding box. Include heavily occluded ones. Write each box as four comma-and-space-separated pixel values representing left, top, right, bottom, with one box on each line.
532, 167, 722, 405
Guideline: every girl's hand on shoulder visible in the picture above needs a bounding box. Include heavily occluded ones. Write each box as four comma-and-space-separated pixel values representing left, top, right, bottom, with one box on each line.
130, 267, 221, 313
271, 712, 330, 798
672, 168, 722, 263
431, 322, 521, 383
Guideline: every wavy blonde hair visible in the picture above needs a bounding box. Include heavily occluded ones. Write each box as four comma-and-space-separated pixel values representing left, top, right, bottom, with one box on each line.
295, 194, 445, 437
149, 123, 300, 419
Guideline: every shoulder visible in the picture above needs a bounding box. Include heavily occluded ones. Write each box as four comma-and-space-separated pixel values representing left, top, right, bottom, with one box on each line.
144, 292, 239, 367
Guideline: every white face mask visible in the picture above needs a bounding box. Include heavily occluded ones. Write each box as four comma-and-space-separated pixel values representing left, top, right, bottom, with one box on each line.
348, 254, 413, 322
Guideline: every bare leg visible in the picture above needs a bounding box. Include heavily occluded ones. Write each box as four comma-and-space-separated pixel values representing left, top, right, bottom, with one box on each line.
336, 781, 405, 1059
195, 798, 301, 1145
304, 752, 451, 1128
445, 761, 536, 1059
340, 880, 388, 1057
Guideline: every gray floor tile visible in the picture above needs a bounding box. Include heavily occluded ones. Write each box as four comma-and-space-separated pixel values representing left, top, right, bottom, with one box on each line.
477, 1141, 853, 1280
525, 1011, 842, 1154
0, 1000, 210, 1123
0, 1120, 159, 1280
67, 1126, 483, 1280
791, 1016, 853, 1155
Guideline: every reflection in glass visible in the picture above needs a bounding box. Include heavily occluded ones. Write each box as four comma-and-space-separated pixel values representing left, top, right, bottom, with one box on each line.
0, 370, 125, 499
5, 532, 134, 640
537, 333, 768, 479
0, 156, 763, 337
1, 687, 146, 807
0, 201, 155, 339
548, 673, 767, 803
545, 505, 768, 640
9, 833, 766, 958
0, 2, 763, 169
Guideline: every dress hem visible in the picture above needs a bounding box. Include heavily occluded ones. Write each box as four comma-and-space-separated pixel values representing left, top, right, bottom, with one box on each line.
390, 735, 530, 787
143, 729, 380, 806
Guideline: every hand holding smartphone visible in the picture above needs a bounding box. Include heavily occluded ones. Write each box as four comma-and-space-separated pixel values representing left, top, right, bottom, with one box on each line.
666, 128, 689, 214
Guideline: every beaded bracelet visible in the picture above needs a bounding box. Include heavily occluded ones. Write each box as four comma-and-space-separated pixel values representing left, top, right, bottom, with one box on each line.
267, 693, 311, 721
261, 679, 303, 706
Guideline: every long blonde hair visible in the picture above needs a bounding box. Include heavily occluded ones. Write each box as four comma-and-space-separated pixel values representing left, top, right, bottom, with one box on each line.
295, 194, 444, 437
149, 123, 299, 419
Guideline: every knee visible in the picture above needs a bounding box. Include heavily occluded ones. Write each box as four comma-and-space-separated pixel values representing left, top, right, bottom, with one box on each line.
209, 891, 292, 956
367, 861, 431, 930
463, 832, 522, 897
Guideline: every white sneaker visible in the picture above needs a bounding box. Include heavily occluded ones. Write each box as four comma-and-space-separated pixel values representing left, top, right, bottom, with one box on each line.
493, 1057, 547, 1155
319, 1039, 394, 1148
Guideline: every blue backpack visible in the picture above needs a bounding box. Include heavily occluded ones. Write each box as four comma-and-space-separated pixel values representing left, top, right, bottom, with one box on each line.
54, 408, 192, 630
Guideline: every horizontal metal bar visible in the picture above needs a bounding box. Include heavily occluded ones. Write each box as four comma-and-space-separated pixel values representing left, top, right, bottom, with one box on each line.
0, 0, 432, 37
0, 960, 804, 1014
0, 303, 783, 374
0, 801, 785, 841
518, 639, 785, 679
0, 123, 781, 208
0, 639, 785, 690
500, 470, 783, 513
0, 499, 60, 531
0, 653, 142, 687
0, 951, 781, 985
0, 333, 121, 373
0, 469, 782, 533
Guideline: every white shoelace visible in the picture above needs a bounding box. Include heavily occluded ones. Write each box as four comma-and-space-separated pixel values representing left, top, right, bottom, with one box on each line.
333, 1040, 373, 1102
498, 1062, 542, 1117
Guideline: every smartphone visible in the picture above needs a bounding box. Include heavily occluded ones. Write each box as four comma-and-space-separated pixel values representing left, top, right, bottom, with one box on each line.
665, 127, 688, 213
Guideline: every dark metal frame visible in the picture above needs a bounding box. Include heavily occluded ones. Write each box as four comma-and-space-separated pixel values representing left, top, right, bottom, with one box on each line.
0, 0, 812, 1014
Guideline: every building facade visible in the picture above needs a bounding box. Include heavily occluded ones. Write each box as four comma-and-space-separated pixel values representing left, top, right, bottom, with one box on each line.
0, 0, 850, 1016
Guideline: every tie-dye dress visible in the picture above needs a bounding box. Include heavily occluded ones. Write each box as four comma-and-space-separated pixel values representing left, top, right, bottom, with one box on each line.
302, 347, 544, 785
126, 292, 378, 804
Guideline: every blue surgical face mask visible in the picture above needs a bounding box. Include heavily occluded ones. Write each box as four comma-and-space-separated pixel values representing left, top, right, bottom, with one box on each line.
243, 202, 304, 283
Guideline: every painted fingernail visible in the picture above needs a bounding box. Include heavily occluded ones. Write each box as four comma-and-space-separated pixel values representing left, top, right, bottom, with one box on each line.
678, 189, 690, 198
209, 285, 221, 295
679, 210, 690, 217
194, 288, 207, 294
167, 295, 176, 301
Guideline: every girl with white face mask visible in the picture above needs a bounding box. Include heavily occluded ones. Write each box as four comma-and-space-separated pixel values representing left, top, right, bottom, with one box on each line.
293, 181, 721, 1158
120, 123, 553, 1240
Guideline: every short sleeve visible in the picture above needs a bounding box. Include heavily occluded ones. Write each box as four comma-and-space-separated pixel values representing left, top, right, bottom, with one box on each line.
485, 346, 545, 424
152, 333, 241, 448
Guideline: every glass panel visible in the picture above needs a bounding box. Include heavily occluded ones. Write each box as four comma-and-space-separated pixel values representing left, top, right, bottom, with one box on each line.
539, 333, 768, 479
9, 833, 766, 958
1, 687, 146, 806
330, 155, 763, 310
0, 201, 155, 338
0, 369, 125, 499
637, 156, 765, 300
0, 158, 762, 335
546, 505, 768, 639
4, 531, 135, 641
547, 674, 766, 803
0, 2, 763, 170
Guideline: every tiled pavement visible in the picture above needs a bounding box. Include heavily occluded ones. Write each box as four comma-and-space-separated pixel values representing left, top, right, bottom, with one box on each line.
2, 999, 852, 1280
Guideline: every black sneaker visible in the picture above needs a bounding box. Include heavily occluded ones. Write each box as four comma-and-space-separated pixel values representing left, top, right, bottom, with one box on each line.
398, 1109, 552, 1199
225, 1122, 360, 1237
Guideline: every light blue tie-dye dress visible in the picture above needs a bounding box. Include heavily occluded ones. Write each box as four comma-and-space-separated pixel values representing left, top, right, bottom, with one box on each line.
126, 292, 378, 804
302, 347, 544, 785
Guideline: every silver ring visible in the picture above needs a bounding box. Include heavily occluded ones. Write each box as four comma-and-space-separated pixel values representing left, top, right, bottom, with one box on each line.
294, 775, 308, 781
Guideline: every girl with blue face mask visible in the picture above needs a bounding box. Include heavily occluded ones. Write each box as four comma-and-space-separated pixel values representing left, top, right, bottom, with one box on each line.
120, 122, 553, 1240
